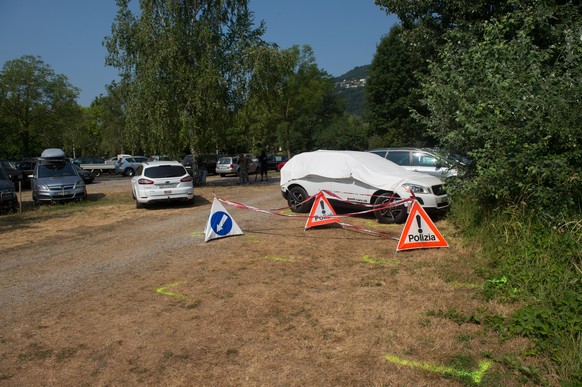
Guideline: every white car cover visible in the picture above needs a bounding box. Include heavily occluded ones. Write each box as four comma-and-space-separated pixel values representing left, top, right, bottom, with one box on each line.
281, 150, 438, 191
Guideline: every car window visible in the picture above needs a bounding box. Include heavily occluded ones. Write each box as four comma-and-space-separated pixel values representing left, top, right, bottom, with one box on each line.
412, 152, 438, 167
386, 151, 410, 166
37, 162, 77, 178
135, 165, 144, 175
218, 157, 231, 164
144, 165, 187, 178
0, 160, 16, 169
369, 150, 387, 158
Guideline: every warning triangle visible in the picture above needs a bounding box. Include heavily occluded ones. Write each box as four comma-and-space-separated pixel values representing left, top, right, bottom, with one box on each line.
396, 201, 449, 251
305, 191, 340, 230
205, 198, 244, 242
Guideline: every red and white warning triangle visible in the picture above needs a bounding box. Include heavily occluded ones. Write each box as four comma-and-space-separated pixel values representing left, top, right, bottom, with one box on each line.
305, 191, 340, 230
396, 201, 449, 251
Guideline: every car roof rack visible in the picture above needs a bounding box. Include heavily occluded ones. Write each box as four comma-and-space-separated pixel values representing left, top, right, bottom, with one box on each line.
39, 148, 68, 163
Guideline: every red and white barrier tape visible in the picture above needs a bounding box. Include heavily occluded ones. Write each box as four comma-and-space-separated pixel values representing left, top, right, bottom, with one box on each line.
213, 191, 414, 240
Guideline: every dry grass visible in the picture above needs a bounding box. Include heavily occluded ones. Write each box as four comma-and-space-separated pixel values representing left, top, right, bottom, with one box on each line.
0, 179, 542, 385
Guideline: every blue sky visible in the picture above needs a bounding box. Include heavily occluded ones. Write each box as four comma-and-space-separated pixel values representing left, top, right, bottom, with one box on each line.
0, 1, 398, 107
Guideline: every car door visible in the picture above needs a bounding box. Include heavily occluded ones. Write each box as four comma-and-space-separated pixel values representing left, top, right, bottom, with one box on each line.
330, 178, 372, 204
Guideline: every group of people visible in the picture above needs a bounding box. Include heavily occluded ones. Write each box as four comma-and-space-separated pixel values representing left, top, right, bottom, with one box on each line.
237, 151, 269, 184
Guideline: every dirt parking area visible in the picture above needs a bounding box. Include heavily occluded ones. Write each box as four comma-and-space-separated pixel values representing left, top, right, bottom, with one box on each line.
0, 175, 533, 385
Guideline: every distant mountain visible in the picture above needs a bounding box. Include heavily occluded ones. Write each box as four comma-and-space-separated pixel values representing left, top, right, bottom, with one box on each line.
333, 65, 369, 116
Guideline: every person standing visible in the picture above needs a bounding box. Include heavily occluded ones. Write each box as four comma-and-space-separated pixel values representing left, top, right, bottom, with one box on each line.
238, 153, 249, 184
197, 156, 208, 186
258, 150, 268, 181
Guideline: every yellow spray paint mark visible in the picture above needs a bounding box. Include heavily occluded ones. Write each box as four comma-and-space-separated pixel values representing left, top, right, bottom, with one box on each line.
385, 354, 491, 384
261, 256, 295, 263
244, 234, 260, 243
448, 281, 483, 289
156, 281, 193, 301
362, 255, 400, 265
191, 231, 204, 237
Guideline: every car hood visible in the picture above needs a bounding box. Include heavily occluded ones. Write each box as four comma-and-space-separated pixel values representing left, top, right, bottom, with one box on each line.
36, 175, 82, 185
280, 150, 443, 190
0, 179, 15, 191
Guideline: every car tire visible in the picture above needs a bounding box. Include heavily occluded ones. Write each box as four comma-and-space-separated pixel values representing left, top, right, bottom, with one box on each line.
135, 199, 144, 209
287, 186, 312, 213
219, 173, 225, 177
373, 193, 407, 224
124, 168, 135, 177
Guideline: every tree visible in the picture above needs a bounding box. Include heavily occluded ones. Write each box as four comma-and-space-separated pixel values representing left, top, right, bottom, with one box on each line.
248, 44, 339, 157
105, 0, 264, 156
365, 25, 429, 148
0, 55, 81, 158
313, 114, 369, 151
418, 2, 581, 220
86, 81, 127, 156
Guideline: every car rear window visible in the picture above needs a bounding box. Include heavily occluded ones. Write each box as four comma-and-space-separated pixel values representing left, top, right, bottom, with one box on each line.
218, 157, 232, 164
144, 165, 186, 178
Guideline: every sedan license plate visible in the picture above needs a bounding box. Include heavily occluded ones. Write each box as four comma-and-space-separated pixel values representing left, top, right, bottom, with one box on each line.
158, 184, 175, 188
164, 190, 172, 194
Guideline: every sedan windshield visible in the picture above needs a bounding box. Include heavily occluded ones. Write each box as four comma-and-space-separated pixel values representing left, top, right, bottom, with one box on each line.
144, 165, 186, 178
38, 162, 77, 178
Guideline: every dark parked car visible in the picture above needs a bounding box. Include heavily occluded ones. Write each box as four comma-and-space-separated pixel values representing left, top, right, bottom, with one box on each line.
0, 159, 23, 186
14, 158, 37, 187
266, 155, 288, 171
180, 155, 198, 177
73, 164, 96, 184
0, 166, 18, 214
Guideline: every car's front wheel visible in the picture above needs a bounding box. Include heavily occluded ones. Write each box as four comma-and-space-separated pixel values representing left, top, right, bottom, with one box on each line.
374, 193, 407, 224
124, 168, 135, 177
287, 186, 313, 213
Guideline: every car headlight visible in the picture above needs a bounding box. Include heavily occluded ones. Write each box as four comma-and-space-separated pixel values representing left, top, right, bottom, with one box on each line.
402, 183, 429, 194
75, 181, 85, 188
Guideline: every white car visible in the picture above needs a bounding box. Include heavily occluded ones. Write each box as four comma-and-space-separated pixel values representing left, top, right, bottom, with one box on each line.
368, 147, 458, 180
280, 150, 449, 224
131, 161, 194, 208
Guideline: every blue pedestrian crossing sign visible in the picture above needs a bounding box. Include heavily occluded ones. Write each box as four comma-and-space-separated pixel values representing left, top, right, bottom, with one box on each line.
205, 198, 243, 242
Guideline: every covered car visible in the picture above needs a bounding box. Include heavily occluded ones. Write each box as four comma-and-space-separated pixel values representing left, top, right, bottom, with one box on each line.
280, 150, 449, 224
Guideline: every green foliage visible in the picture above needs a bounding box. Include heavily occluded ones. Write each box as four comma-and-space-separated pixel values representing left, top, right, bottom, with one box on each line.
365, 25, 430, 147
105, 0, 264, 156
449, 197, 582, 384
313, 115, 369, 150
0, 55, 81, 158
420, 2, 581, 223
247, 44, 342, 156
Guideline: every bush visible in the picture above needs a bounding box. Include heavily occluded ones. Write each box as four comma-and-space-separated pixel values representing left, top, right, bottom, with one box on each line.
449, 197, 582, 383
